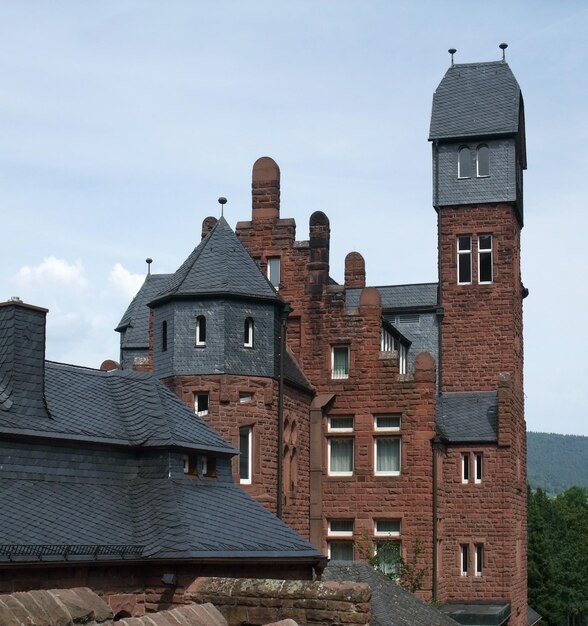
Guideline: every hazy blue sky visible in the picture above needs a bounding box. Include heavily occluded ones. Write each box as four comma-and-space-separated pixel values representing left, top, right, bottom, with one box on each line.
2, 2, 587, 435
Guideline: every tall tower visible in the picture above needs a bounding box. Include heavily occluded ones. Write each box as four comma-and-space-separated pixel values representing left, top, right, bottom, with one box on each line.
430, 51, 528, 626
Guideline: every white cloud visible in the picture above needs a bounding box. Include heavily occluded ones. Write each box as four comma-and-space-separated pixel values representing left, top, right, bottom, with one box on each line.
15, 256, 87, 290
107, 263, 144, 299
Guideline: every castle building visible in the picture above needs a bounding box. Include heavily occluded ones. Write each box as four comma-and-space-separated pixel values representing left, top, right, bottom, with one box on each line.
116, 56, 530, 625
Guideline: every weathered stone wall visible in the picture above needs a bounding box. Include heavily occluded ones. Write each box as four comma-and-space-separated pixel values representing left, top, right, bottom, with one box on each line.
185, 577, 371, 626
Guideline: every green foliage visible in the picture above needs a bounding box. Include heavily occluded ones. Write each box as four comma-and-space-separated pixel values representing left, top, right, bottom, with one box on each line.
528, 432, 588, 494
528, 486, 588, 625
356, 534, 426, 593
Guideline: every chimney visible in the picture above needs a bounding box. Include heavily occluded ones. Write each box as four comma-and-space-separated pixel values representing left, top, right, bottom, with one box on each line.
252, 156, 280, 221
0, 299, 50, 418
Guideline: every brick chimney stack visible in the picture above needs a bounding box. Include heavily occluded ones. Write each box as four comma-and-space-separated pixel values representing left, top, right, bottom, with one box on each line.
252, 156, 280, 221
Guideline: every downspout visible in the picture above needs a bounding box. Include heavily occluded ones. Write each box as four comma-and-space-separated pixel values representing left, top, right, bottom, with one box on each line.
434, 138, 443, 393
277, 303, 292, 519
432, 437, 440, 601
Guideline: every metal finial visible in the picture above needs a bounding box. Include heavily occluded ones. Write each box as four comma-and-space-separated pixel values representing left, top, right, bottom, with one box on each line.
146, 258, 153, 276
218, 196, 227, 217
448, 48, 457, 67
499, 42, 508, 61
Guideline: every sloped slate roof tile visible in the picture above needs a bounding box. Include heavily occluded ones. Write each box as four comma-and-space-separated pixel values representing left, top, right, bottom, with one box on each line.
429, 61, 522, 140
152, 217, 279, 304
436, 391, 498, 442
346, 283, 438, 310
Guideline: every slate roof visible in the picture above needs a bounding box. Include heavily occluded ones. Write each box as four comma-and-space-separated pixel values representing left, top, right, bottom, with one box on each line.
0, 361, 237, 454
116, 273, 171, 348
436, 392, 498, 442
0, 477, 322, 562
323, 562, 459, 626
151, 217, 280, 305
346, 283, 438, 311
284, 349, 314, 393
429, 61, 523, 141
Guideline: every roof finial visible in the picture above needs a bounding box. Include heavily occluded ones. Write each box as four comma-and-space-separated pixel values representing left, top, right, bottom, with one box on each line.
145, 258, 152, 276
218, 196, 227, 217
448, 48, 457, 67
499, 42, 508, 62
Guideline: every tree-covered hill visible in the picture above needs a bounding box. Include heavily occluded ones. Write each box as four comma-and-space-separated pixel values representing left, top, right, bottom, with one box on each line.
528, 432, 588, 494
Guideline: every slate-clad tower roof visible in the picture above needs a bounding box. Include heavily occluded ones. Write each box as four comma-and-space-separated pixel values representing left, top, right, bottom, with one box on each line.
151, 216, 280, 305
429, 61, 524, 148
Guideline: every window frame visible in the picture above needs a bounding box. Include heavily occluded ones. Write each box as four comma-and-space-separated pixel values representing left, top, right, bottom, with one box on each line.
478, 235, 493, 284
195, 315, 206, 347
374, 519, 401, 537
162, 320, 168, 352
267, 257, 281, 290
374, 437, 401, 476
476, 144, 490, 178
457, 236, 472, 285
195, 393, 209, 417
328, 540, 354, 561
244, 317, 254, 348
475, 453, 483, 484
239, 425, 253, 485
328, 519, 354, 537
475, 543, 484, 577
462, 453, 470, 484
374, 539, 402, 577
460, 544, 470, 577
458, 146, 473, 179
327, 417, 354, 477
331, 345, 350, 380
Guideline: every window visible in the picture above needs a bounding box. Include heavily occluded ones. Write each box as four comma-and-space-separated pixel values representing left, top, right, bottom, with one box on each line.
375, 519, 401, 537
203, 456, 217, 478
328, 519, 354, 536
162, 321, 168, 352
478, 235, 493, 283
381, 328, 394, 352
244, 317, 254, 347
195, 393, 209, 417
328, 541, 354, 561
460, 544, 469, 576
475, 453, 483, 484
398, 343, 407, 375
239, 426, 252, 484
375, 416, 401, 476
457, 236, 472, 284
267, 257, 281, 289
458, 146, 472, 178
380, 328, 408, 374
239, 392, 252, 404
331, 346, 350, 380
477, 144, 489, 177
375, 540, 401, 577
196, 315, 206, 346
328, 416, 354, 476
475, 544, 484, 576
462, 454, 470, 483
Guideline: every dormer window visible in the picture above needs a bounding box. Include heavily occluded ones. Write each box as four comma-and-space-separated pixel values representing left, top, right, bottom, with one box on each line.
458, 146, 472, 179
195, 315, 206, 346
162, 320, 168, 352
244, 317, 254, 348
477, 144, 489, 177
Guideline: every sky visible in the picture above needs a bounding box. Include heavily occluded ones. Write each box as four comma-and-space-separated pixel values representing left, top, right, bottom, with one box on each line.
2, 1, 587, 436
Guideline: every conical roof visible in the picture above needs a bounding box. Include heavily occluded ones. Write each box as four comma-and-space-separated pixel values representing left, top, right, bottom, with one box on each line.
150, 217, 280, 305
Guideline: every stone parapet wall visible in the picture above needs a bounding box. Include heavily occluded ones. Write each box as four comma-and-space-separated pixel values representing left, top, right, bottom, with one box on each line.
185, 577, 371, 626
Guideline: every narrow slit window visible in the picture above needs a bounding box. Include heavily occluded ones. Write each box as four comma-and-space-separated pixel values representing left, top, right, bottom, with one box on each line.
457, 236, 472, 284
458, 146, 472, 179
478, 235, 493, 283
461, 544, 469, 576
239, 426, 252, 484
477, 144, 489, 177
195, 393, 209, 417
462, 453, 470, 483
196, 315, 206, 346
162, 320, 168, 352
475, 453, 483, 484
244, 317, 254, 347
475, 544, 484, 576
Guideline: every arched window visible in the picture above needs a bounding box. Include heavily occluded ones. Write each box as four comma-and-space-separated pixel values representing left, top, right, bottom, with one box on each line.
477, 144, 489, 177
196, 315, 206, 346
162, 320, 168, 352
244, 317, 254, 347
458, 146, 472, 179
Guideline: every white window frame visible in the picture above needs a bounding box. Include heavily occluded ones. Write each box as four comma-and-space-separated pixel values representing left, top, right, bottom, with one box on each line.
462, 453, 470, 483
475, 544, 484, 576
328, 416, 354, 433
374, 415, 401, 432
244, 317, 254, 348
267, 257, 281, 290
328, 519, 354, 537
239, 426, 252, 485
239, 392, 252, 404
475, 453, 483, 484
374, 437, 401, 476
381, 327, 394, 352
460, 544, 469, 577
457, 236, 472, 285
458, 146, 472, 179
374, 519, 401, 537
374, 540, 402, 577
328, 540, 354, 561
476, 144, 490, 178
195, 393, 209, 417
331, 345, 350, 380
195, 315, 206, 346
478, 235, 493, 284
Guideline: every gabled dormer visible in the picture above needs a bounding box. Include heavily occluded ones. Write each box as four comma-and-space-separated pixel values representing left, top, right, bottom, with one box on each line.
149, 216, 285, 380
429, 59, 526, 225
